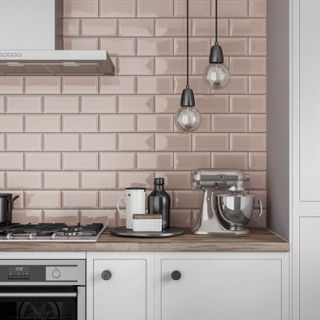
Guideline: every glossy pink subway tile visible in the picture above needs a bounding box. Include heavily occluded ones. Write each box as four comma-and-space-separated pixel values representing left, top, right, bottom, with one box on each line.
100, 38, 136, 56
81, 19, 117, 36
63, 115, 98, 132
64, 37, 99, 49
118, 57, 154, 75
0, 77, 23, 94
81, 172, 116, 189
7, 96, 42, 113
192, 133, 229, 151
212, 114, 247, 132
118, 171, 154, 189
212, 152, 248, 170
81, 96, 117, 113
6, 134, 42, 152
44, 96, 80, 113
118, 133, 155, 151
6, 172, 42, 190
25, 115, 61, 132
63, 191, 98, 208
249, 38, 266, 56
230, 18, 266, 36
137, 114, 173, 132
249, 152, 266, 170
63, 18, 80, 36
249, 114, 266, 132
25, 153, 61, 171
62, 153, 98, 170
44, 172, 79, 189
119, 95, 154, 113
0, 115, 23, 132
100, 76, 136, 94
25, 77, 61, 94
249, 0, 266, 17
137, 152, 173, 170
175, 0, 211, 17
137, 76, 173, 94
155, 133, 191, 151
100, 152, 135, 170
0, 153, 23, 170
174, 152, 210, 170
81, 133, 117, 151
64, 0, 98, 17
213, 0, 248, 17
137, 38, 173, 56
137, 0, 173, 17
62, 77, 98, 94
44, 134, 79, 151
155, 171, 191, 189
119, 19, 154, 36
100, 0, 136, 17
230, 95, 266, 113
230, 133, 266, 151
25, 191, 61, 209
100, 114, 135, 132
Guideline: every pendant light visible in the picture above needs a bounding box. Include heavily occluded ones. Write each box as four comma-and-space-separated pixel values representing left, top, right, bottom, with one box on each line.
203, 0, 230, 89
175, 0, 201, 132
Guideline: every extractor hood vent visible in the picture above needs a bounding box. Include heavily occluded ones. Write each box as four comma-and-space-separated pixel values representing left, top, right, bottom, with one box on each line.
0, 0, 115, 76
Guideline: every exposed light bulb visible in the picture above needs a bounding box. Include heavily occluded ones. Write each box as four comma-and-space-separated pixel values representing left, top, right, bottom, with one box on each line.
203, 63, 230, 89
175, 106, 201, 132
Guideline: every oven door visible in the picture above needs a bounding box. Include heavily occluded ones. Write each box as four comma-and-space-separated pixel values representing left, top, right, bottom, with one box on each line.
0, 286, 85, 320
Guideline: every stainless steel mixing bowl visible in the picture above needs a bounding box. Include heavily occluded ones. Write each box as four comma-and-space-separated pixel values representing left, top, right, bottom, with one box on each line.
217, 194, 263, 227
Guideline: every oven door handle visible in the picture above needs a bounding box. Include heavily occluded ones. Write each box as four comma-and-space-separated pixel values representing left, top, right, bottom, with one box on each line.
0, 292, 77, 297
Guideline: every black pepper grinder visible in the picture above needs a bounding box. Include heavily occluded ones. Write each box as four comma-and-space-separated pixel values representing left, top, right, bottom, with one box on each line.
148, 178, 170, 229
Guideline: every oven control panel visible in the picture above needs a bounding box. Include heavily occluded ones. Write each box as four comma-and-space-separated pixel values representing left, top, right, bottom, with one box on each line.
0, 260, 85, 284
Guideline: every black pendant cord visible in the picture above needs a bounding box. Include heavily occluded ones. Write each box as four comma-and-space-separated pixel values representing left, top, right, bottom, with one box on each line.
215, 0, 218, 44
186, 0, 190, 87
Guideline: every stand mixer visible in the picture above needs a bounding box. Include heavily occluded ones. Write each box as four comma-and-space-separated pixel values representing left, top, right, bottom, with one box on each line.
192, 169, 261, 235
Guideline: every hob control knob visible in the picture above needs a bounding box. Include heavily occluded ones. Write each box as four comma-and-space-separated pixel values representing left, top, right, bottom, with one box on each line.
101, 270, 112, 281
171, 270, 182, 281
52, 268, 61, 279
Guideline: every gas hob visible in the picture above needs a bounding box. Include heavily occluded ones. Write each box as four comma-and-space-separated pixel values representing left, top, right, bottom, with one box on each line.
0, 223, 106, 242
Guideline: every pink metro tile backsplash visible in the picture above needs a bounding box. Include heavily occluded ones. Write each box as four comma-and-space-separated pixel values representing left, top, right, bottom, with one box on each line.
0, 0, 267, 229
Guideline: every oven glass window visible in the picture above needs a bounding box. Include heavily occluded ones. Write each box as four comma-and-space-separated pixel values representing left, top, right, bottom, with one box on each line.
0, 287, 77, 320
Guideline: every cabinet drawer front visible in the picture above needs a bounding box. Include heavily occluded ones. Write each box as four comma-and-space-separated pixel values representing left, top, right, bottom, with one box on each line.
93, 259, 147, 320
160, 259, 282, 320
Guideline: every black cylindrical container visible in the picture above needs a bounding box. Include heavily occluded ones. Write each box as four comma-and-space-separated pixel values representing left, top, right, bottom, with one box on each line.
148, 178, 171, 229
0, 194, 19, 224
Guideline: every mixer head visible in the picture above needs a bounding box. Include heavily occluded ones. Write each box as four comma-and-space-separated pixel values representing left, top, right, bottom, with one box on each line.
192, 169, 249, 192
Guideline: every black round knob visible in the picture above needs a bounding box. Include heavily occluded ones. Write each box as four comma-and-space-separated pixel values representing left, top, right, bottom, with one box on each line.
101, 270, 112, 281
171, 270, 182, 281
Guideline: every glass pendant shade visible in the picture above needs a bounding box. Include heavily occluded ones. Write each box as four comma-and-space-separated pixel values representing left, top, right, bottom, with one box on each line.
175, 106, 201, 133
203, 43, 230, 89
203, 62, 230, 89
175, 86, 200, 132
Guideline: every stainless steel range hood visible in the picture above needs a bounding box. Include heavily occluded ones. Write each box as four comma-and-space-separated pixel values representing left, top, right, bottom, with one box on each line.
0, 0, 115, 76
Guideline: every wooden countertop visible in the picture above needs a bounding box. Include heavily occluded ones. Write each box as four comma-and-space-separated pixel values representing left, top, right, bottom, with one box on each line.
0, 228, 289, 252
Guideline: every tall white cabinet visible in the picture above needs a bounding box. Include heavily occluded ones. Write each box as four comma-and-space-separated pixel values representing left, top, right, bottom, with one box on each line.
267, 0, 320, 318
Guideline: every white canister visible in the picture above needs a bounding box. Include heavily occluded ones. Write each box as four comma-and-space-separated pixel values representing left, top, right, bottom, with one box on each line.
117, 188, 146, 229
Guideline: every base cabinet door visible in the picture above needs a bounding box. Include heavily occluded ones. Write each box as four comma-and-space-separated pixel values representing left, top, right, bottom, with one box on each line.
158, 257, 282, 320
88, 253, 154, 320
300, 217, 320, 320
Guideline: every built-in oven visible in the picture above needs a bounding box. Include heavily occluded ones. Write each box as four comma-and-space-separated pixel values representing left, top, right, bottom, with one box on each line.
0, 260, 85, 320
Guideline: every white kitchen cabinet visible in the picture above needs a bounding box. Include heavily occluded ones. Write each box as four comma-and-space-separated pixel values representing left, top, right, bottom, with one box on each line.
155, 252, 287, 320
299, 217, 320, 320
86, 253, 155, 320
88, 252, 288, 320
268, 0, 320, 318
